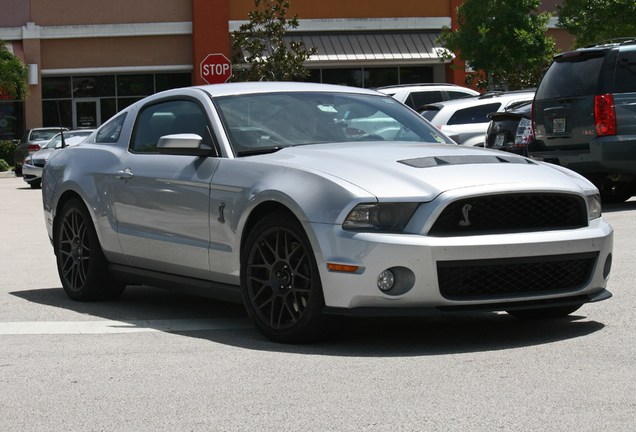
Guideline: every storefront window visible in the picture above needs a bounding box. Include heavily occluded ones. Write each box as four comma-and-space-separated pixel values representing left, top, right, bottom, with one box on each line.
42, 100, 72, 129
42, 77, 71, 99
117, 74, 154, 97
100, 98, 117, 123
0, 101, 24, 141
399, 67, 434, 84
365, 68, 399, 88
73, 76, 116, 98
156, 73, 192, 92
321, 69, 363, 87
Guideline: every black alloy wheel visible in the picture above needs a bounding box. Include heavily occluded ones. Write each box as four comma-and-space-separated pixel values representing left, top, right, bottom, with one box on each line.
54, 198, 125, 301
241, 212, 329, 343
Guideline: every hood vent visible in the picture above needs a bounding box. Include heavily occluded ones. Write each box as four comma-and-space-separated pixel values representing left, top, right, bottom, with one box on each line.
399, 155, 537, 168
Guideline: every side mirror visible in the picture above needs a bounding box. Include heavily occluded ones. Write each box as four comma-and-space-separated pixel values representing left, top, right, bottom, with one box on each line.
157, 133, 213, 156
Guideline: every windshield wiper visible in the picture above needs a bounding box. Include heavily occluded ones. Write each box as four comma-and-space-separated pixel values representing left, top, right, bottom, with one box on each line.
237, 146, 285, 157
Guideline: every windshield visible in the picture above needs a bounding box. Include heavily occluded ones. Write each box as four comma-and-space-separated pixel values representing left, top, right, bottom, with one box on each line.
30, 130, 61, 142
44, 131, 93, 149
213, 91, 452, 156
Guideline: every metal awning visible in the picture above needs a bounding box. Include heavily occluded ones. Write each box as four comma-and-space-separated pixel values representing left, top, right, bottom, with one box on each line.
284, 32, 450, 66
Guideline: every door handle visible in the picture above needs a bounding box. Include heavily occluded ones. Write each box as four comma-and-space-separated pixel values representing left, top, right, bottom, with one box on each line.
114, 168, 133, 181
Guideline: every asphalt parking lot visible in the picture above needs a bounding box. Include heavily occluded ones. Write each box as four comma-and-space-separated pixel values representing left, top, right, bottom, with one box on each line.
1, 172, 634, 431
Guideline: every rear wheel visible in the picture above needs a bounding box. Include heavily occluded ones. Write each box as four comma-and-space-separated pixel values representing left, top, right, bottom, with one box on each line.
241, 212, 330, 343
507, 304, 581, 319
54, 198, 125, 301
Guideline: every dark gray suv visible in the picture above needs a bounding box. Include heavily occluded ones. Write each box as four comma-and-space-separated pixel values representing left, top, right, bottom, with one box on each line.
531, 39, 636, 203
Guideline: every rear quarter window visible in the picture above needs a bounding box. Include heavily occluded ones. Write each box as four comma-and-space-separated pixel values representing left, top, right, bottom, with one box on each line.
536, 55, 604, 99
447, 103, 501, 125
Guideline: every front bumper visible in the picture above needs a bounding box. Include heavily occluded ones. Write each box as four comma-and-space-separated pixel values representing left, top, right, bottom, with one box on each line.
22, 163, 43, 184
310, 218, 613, 311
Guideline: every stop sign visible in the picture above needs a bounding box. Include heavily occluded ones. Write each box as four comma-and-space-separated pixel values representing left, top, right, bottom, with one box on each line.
200, 53, 232, 84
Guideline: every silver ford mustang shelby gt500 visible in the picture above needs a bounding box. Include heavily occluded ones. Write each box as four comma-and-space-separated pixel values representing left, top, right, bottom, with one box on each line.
41, 82, 613, 343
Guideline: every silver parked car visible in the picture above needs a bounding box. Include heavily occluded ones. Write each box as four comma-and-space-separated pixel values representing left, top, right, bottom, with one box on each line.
42, 82, 613, 343
22, 129, 94, 188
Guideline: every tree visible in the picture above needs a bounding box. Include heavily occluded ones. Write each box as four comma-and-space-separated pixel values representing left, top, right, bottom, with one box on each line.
230, 0, 316, 82
0, 40, 28, 100
437, 0, 556, 90
557, 0, 636, 47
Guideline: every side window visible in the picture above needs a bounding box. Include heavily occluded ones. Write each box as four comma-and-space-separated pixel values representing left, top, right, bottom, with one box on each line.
95, 112, 127, 143
410, 91, 444, 109
447, 103, 501, 125
447, 90, 473, 100
614, 49, 636, 93
130, 99, 213, 153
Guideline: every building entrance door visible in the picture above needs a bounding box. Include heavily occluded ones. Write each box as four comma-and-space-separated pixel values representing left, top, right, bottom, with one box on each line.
73, 98, 101, 129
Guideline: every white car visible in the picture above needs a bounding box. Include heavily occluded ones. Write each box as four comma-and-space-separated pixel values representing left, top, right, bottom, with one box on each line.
42, 82, 613, 343
419, 90, 535, 146
376, 83, 479, 110
22, 129, 94, 188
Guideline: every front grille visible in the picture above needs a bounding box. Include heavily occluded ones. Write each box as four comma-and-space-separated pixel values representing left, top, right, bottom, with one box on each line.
33, 159, 46, 168
429, 193, 587, 236
437, 252, 598, 300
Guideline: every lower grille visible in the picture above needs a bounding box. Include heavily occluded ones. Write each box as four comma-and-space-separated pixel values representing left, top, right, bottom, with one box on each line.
437, 252, 598, 300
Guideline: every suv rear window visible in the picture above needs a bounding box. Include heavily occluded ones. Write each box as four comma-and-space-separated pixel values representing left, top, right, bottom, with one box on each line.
536, 54, 604, 99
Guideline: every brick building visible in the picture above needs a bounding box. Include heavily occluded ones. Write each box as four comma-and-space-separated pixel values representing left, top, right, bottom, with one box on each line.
0, 0, 572, 139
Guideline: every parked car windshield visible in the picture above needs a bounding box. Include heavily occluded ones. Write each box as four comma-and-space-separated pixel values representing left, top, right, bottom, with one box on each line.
213, 91, 452, 155
29, 129, 61, 142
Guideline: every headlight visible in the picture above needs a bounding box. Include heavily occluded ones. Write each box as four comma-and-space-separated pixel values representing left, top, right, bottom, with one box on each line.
586, 193, 602, 220
343, 203, 419, 232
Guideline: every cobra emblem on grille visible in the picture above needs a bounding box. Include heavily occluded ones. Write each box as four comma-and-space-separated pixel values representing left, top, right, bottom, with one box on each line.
459, 204, 473, 227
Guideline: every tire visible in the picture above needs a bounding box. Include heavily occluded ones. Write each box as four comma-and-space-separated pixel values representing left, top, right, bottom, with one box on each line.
54, 198, 125, 301
29, 179, 41, 189
507, 304, 582, 319
597, 178, 634, 204
241, 212, 330, 343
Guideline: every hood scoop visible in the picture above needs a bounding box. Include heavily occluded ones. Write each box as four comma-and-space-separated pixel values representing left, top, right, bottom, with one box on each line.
398, 154, 537, 169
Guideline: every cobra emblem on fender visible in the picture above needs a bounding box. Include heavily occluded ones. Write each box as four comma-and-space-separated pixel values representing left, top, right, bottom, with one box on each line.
459, 204, 473, 227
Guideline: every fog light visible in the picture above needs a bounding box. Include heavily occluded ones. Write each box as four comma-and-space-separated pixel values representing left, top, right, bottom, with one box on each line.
377, 270, 395, 292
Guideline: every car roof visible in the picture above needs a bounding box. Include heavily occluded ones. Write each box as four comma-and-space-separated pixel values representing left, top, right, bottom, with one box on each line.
420, 90, 535, 110
193, 82, 384, 98
375, 83, 476, 91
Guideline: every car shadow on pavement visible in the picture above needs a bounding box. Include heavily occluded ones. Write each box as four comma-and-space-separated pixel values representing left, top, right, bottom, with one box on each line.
602, 199, 636, 212
11, 286, 605, 357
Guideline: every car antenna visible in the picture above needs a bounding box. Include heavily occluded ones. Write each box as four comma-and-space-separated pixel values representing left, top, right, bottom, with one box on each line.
56, 100, 67, 148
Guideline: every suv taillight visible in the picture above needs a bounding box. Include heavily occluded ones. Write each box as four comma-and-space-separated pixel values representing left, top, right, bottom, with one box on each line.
594, 94, 617, 136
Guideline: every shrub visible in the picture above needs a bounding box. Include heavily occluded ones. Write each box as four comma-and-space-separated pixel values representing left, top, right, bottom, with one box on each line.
0, 158, 9, 172
0, 140, 15, 170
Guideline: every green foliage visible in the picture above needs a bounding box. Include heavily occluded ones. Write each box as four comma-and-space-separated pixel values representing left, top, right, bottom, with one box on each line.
0, 40, 29, 100
0, 140, 14, 170
557, 0, 636, 47
230, 0, 316, 82
437, 0, 556, 90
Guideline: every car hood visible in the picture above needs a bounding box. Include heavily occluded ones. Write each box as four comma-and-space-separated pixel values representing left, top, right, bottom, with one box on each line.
257, 142, 593, 200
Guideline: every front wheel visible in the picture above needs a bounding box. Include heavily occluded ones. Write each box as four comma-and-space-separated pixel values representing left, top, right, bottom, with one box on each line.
241, 212, 330, 343
54, 198, 125, 301
507, 304, 581, 319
